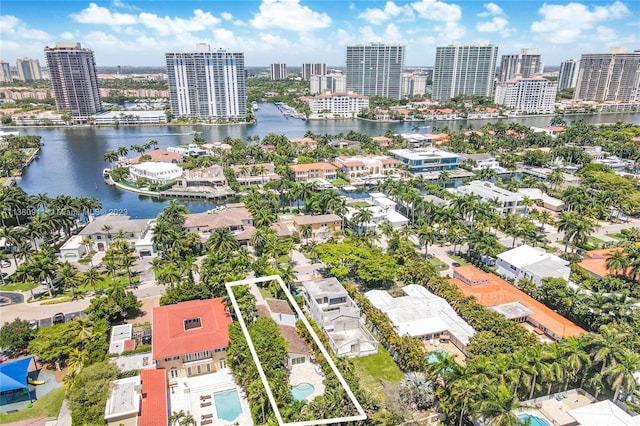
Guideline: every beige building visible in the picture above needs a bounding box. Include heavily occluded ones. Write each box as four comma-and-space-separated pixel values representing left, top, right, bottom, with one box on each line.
152, 298, 232, 384
293, 214, 342, 239
289, 162, 338, 183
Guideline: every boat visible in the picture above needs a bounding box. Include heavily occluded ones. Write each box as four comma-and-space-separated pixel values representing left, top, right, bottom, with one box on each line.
103, 168, 111, 178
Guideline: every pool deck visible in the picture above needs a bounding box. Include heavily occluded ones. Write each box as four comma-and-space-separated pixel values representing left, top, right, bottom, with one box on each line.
289, 362, 325, 402
168, 368, 252, 426
518, 390, 595, 426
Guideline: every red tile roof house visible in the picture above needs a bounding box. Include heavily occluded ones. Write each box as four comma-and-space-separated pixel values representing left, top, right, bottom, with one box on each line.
152, 298, 232, 385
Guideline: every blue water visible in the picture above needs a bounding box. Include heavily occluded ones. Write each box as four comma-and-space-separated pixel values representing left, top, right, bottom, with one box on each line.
11, 104, 640, 218
426, 349, 447, 363
214, 389, 242, 422
518, 414, 550, 426
291, 382, 315, 401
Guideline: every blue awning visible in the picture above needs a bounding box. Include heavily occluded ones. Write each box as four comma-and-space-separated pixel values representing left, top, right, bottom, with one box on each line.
0, 357, 34, 392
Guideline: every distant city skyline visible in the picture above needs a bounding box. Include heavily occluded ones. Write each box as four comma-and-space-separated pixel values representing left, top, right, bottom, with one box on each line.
1, 0, 638, 67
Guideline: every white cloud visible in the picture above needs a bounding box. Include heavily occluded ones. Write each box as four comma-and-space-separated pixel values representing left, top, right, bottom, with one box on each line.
250, 0, 331, 31
478, 2, 504, 17
477, 16, 510, 34
137, 9, 220, 36
531, 1, 630, 43
60, 31, 75, 40
70, 3, 137, 25
411, 0, 462, 22
0, 15, 51, 41
358, 1, 413, 25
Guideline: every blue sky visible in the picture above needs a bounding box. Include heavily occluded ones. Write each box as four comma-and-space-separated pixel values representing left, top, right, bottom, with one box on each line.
1, 0, 638, 67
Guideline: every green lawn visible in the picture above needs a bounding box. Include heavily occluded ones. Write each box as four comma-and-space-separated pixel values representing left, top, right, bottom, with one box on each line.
588, 236, 606, 246
332, 178, 349, 185
0, 388, 65, 423
448, 254, 468, 266
428, 256, 448, 271
351, 347, 403, 400
606, 233, 625, 240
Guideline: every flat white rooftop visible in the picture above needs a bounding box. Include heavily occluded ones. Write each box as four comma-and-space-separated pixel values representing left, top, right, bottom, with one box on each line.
389, 147, 460, 160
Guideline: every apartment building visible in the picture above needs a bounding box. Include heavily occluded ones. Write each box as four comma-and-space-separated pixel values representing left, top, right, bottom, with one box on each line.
270, 63, 287, 80
346, 43, 405, 100
302, 89, 369, 117
45, 42, 102, 119
574, 48, 640, 103
301, 63, 326, 80
16, 57, 42, 81
432, 42, 498, 101
165, 44, 246, 120
494, 77, 558, 113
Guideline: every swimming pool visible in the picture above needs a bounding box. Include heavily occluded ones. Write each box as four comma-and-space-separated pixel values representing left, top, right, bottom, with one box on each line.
291, 383, 315, 401
518, 414, 550, 426
214, 389, 242, 421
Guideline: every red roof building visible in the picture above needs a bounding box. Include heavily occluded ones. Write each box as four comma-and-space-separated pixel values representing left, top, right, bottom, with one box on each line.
138, 369, 168, 426
152, 298, 232, 381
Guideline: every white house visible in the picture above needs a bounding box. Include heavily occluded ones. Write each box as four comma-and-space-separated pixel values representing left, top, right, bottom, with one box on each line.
78, 214, 156, 256
59, 235, 89, 259
496, 244, 570, 286
455, 181, 526, 214
128, 162, 182, 184
346, 193, 409, 232
517, 188, 565, 212
365, 284, 475, 353
301, 277, 378, 357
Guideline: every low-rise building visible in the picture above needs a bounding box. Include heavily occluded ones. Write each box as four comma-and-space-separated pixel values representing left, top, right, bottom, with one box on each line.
292, 214, 342, 240
129, 162, 183, 184
517, 188, 565, 212
455, 181, 526, 214
59, 235, 89, 259
78, 214, 155, 256
166, 143, 207, 157
289, 162, 337, 183
449, 265, 585, 340
346, 194, 409, 232
152, 298, 232, 382
174, 165, 227, 190
109, 324, 135, 355
302, 89, 369, 118
365, 284, 475, 353
496, 244, 570, 285
333, 155, 400, 180
183, 203, 253, 237
459, 153, 502, 171
389, 148, 460, 174
577, 248, 623, 279
301, 277, 378, 357
231, 163, 280, 186
129, 149, 183, 164
93, 110, 168, 125
256, 299, 310, 368
104, 376, 141, 426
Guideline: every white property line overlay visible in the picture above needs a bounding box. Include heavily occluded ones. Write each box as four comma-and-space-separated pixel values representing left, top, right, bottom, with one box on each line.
226, 275, 367, 426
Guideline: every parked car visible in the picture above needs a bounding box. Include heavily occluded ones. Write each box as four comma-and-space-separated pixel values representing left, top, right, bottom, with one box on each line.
28, 319, 39, 330
52, 313, 65, 325
0, 261, 11, 268
452, 262, 461, 267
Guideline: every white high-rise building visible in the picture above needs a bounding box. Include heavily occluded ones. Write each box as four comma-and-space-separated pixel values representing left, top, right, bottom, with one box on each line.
270, 63, 287, 80
301, 63, 326, 80
45, 42, 102, 119
558, 59, 580, 91
0, 62, 12, 82
495, 77, 557, 113
165, 44, 247, 120
499, 48, 543, 82
432, 42, 498, 101
346, 43, 405, 99
574, 48, 640, 103
309, 73, 346, 95
16, 57, 43, 81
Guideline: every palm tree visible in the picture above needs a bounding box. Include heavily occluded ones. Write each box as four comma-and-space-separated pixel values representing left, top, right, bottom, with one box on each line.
103, 150, 118, 166
300, 223, 312, 243
416, 223, 438, 257
478, 384, 525, 426
352, 207, 373, 233
603, 348, 640, 401
116, 146, 129, 158
207, 227, 239, 253
556, 211, 597, 252
82, 267, 102, 293
57, 261, 80, 299
101, 224, 112, 249
605, 249, 630, 278
438, 169, 450, 187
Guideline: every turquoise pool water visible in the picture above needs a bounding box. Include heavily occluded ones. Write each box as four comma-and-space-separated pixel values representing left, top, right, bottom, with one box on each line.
291, 383, 315, 401
518, 414, 550, 426
214, 389, 242, 421
426, 349, 447, 363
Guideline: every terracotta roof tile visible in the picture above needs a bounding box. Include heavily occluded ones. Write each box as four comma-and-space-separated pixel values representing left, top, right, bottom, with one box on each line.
152, 298, 232, 360
138, 369, 168, 426
449, 266, 585, 338
289, 162, 337, 172
130, 149, 183, 164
